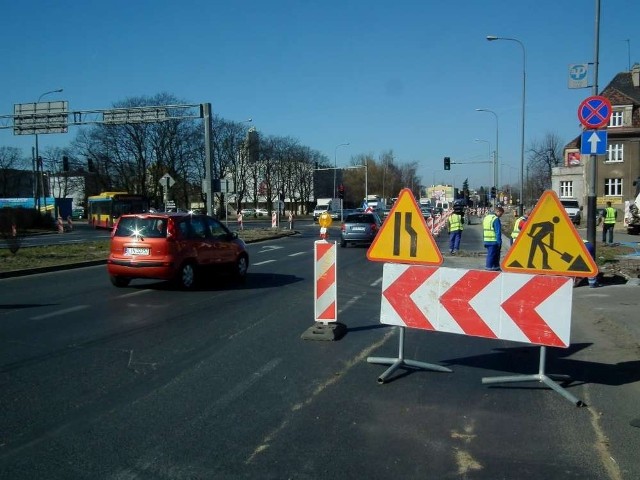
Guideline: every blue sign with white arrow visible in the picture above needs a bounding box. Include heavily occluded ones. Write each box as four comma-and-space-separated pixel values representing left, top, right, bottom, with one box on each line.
581, 130, 607, 155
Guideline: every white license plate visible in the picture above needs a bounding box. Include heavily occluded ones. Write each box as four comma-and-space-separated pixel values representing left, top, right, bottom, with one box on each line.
352, 226, 365, 231
125, 247, 150, 256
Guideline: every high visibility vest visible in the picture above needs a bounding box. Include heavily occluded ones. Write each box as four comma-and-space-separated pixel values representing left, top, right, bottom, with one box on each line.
483, 214, 497, 242
604, 207, 616, 224
511, 216, 526, 239
448, 213, 463, 232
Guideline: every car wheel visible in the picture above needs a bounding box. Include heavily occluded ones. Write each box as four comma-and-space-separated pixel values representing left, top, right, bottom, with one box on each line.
340, 239, 347, 248
175, 262, 197, 290
110, 275, 131, 287
235, 254, 249, 282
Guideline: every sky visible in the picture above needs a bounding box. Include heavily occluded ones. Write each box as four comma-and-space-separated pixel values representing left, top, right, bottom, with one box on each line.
1, 0, 637, 190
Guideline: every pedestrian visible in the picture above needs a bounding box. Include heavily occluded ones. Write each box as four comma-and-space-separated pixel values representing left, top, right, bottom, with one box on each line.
483, 206, 504, 271
600, 201, 617, 244
288, 211, 294, 230
510, 208, 529, 245
237, 212, 243, 231
448, 208, 463, 255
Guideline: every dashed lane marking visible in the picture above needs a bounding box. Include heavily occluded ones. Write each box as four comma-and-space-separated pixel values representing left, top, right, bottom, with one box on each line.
30, 305, 88, 320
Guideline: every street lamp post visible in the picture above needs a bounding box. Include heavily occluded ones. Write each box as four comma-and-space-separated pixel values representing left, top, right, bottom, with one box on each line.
475, 109, 499, 207
487, 35, 526, 215
333, 143, 349, 197
34, 88, 63, 215
333, 143, 349, 219
474, 138, 492, 189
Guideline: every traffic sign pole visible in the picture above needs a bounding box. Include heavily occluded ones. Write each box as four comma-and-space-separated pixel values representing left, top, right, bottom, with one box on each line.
578, 95, 611, 258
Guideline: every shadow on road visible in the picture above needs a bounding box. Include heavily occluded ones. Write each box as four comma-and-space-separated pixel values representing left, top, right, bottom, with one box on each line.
126, 272, 304, 292
441, 342, 640, 387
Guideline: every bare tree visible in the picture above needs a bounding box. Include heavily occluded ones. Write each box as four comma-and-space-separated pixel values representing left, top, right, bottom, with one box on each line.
0, 147, 27, 197
526, 132, 564, 201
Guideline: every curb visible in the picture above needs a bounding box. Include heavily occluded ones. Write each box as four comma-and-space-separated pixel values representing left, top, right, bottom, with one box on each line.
0, 260, 106, 279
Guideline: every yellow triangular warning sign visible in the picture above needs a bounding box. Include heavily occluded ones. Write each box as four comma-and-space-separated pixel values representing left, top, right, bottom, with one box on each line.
367, 188, 443, 265
502, 190, 598, 277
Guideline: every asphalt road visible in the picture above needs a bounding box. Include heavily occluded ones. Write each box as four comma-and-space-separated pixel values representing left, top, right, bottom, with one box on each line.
0, 219, 638, 479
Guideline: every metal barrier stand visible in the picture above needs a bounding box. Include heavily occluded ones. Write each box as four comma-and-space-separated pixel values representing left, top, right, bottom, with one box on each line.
367, 326, 452, 384
482, 346, 586, 407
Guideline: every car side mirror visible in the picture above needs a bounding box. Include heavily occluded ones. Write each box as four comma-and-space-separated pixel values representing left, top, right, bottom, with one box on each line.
580, 206, 583, 211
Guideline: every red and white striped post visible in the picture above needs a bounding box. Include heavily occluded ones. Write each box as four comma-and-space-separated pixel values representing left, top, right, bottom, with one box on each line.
314, 240, 336, 323
302, 239, 346, 341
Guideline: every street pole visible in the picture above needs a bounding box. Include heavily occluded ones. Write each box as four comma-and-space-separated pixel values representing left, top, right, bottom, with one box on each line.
474, 138, 492, 196
34, 88, 63, 216
475, 109, 499, 208
486, 35, 526, 216
587, 0, 601, 253
202, 103, 215, 216
333, 142, 349, 198
334, 143, 349, 220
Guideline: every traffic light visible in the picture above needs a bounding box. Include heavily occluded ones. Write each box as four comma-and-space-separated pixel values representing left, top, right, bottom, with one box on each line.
62, 156, 69, 172
444, 157, 451, 170
490, 187, 497, 199
338, 184, 345, 199
87, 158, 95, 172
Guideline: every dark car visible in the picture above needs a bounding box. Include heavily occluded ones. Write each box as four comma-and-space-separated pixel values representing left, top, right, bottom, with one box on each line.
340, 212, 382, 247
107, 212, 249, 289
71, 208, 85, 220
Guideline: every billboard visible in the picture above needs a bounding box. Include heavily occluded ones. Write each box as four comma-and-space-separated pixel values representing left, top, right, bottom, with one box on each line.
13, 101, 68, 135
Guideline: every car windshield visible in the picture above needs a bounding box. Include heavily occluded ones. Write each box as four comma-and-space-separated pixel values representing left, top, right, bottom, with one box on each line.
561, 200, 579, 208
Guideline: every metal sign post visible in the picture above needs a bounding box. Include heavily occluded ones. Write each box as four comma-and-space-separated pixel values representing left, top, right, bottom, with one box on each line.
483, 346, 585, 407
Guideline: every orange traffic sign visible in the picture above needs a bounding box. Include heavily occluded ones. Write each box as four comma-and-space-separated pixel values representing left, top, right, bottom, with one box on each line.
367, 188, 442, 265
501, 190, 597, 277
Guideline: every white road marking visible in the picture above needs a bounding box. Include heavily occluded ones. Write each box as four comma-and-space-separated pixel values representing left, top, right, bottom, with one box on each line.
288, 252, 306, 257
31, 305, 89, 320
258, 245, 283, 252
338, 295, 361, 314
370, 277, 383, 287
252, 260, 276, 266
118, 290, 151, 298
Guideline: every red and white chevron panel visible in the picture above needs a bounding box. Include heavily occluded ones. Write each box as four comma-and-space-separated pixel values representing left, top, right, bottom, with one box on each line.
380, 264, 573, 347
314, 240, 337, 323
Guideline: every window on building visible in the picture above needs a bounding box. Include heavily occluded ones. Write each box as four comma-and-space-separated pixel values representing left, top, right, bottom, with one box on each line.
604, 178, 623, 197
609, 110, 624, 127
559, 181, 573, 198
606, 143, 624, 163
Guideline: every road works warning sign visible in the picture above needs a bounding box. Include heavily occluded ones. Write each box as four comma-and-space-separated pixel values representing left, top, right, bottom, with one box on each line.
367, 188, 442, 265
502, 190, 597, 277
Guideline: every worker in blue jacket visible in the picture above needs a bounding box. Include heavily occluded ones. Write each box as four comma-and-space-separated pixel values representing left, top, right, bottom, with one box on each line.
483, 206, 504, 271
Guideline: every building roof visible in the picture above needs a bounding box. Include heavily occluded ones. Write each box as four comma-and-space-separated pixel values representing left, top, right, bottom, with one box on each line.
600, 69, 640, 105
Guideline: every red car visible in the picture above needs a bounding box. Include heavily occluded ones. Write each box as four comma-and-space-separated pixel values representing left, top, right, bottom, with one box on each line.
107, 213, 249, 289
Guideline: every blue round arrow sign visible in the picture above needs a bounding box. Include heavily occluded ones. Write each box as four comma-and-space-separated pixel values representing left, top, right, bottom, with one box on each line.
578, 96, 612, 129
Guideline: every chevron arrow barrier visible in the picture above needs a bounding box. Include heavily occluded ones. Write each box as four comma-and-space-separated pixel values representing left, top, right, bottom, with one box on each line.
380, 264, 573, 348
